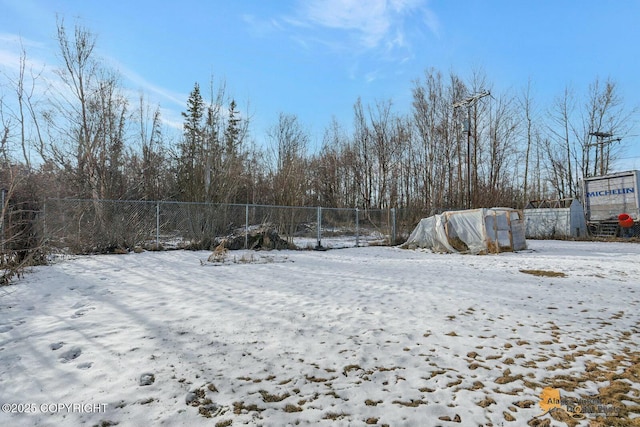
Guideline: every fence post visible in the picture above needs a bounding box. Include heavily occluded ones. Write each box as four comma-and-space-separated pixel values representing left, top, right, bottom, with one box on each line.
355, 207, 359, 247
156, 202, 160, 250
245, 204, 249, 249
391, 207, 396, 245
316, 206, 322, 249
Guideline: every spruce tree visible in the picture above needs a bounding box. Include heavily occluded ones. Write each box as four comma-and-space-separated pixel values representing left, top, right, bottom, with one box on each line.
178, 83, 205, 201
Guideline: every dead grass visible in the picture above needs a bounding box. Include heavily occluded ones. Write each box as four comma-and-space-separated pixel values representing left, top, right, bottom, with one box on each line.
392, 399, 427, 407
259, 390, 290, 403
438, 414, 461, 422
513, 400, 536, 408
446, 378, 463, 388
503, 411, 516, 422
520, 269, 567, 277
304, 374, 334, 383
527, 338, 640, 426
208, 328, 639, 426
342, 364, 362, 375
495, 369, 523, 384
322, 411, 349, 420
232, 401, 264, 415
477, 396, 497, 408
468, 381, 485, 391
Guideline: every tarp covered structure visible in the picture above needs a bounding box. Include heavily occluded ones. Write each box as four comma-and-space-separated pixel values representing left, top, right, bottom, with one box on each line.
403, 208, 527, 254
524, 199, 587, 238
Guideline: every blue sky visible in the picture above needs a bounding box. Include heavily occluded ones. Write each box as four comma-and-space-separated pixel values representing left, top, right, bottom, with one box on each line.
1, 0, 639, 169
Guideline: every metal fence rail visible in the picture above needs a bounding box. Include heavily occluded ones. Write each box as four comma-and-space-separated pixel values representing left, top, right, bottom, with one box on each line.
43, 199, 407, 253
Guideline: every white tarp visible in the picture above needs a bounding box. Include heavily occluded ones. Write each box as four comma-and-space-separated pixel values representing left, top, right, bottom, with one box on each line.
524, 199, 587, 238
403, 208, 527, 254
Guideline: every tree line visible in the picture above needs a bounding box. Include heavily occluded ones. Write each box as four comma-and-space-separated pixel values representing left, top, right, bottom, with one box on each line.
0, 20, 636, 275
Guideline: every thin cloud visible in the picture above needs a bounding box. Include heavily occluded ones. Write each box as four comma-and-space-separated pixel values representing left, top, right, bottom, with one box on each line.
0, 32, 185, 132
242, 14, 285, 37
422, 7, 441, 37
294, 0, 438, 52
103, 57, 187, 130
115, 61, 186, 108
364, 69, 382, 83
0, 49, 22, 72
301, 0, 391, 49
0, 33, 49, 73
0, 33, 45, 48
281, 0, 439, 83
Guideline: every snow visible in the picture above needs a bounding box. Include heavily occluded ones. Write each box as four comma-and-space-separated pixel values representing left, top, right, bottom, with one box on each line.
0, 240, 639, 426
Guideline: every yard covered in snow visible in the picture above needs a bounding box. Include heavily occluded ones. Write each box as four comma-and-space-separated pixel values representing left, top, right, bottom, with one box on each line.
0, 240, 639, 426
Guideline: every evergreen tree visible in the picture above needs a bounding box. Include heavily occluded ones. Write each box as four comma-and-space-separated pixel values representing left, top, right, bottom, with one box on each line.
224, 99, 242, 158
220, 99, 247, 202
178, 83, 206, 201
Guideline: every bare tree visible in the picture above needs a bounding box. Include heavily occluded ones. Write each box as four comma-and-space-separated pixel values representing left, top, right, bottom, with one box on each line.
136, 95, 164, 200
467, 71, 492, 207
412, 69, 462, 211
352, 99, 373, 208
546, 86, 578, 197
268, 112, 309, 207
311, 118, 350, 207
40, 19, 129, 202
543, 77, 634, 200
481, 91, 519, 207
582, 77, 632, 177
119, 94, 171, 201
368, 99, 400, 209
2, 41, 40, 169
0, 97, 45, 284
26, 20, 137, 251
519, 80, 536, 204
412, 73, 437, 210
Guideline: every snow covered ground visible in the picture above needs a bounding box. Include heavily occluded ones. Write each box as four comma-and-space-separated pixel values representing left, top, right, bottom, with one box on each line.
0, 240, 639, 426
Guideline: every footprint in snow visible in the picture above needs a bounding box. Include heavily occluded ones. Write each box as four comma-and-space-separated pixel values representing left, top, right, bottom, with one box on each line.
59, 347, 82, 363
0, 325, 13, 333
12, 318, 26, 326
139, 373, 155, 386
50, 342, 64, 351
71, 307, 95, 319
77, 362, 93, 369
79, 286, 97, 297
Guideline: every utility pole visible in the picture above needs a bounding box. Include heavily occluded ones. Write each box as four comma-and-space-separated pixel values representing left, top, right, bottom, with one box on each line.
588, 132, 621, 176
453, 91, 491, 209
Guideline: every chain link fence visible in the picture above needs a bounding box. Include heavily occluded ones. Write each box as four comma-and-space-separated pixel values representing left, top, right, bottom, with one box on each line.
1, 194, 46, 283
43, 199, 415, 253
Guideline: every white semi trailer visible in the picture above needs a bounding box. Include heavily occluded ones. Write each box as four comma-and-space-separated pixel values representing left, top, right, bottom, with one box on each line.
582, 170, 640, 236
